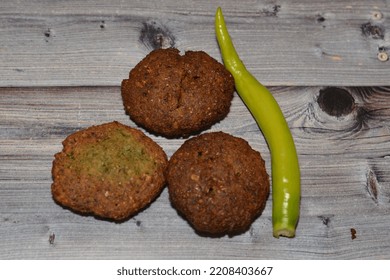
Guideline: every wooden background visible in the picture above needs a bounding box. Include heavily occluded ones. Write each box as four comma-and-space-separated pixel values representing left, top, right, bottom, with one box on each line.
1, 0, 389, 259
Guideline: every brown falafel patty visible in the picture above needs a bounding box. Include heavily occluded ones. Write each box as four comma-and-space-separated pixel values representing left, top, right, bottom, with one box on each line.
121, 48, 235, 138
167, 132, 270, 235
51, 121, 168, 220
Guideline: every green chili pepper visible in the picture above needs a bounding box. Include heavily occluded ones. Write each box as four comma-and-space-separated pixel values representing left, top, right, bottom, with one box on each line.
215, 7, 300, 238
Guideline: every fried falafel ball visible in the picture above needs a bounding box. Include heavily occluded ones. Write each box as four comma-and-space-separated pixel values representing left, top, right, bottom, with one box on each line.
51, 121, 168, 221
167, 132, 270, 235
121, 48, 235, 138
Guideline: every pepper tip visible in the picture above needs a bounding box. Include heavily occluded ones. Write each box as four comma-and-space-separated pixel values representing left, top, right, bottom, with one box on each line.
273, 228, 296, 238
216, 7, 222, 18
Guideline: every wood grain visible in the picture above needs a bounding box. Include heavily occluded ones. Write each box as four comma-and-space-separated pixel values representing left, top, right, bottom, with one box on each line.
0, 0, 389, 87
1, 0, 390, 260
1, 86, 390, 259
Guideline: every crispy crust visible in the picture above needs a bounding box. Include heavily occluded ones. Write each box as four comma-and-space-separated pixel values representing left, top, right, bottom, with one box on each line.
121, 48, 235, 138
51, 121, 168, 221
167, 132, 270, 235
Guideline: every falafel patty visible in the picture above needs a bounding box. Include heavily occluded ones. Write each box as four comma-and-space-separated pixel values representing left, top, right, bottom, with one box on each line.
167, 132, 270, 235
51, 121, 168, 221
121, 48, 235, 138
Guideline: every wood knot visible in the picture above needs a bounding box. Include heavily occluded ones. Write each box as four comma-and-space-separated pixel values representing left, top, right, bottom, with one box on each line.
316, 15, 326, 23
361, 22, 385, 40
139, 20, 175, 50
366, 168, 380, 204
318, 214, 334, 227
44, 28, 55, 42
317, 87, 355, 117
49, 233, 55, 245
262, 4, 281, 17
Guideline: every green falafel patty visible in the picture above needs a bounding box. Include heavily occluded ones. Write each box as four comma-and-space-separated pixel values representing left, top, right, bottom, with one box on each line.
51, 121, 168, 220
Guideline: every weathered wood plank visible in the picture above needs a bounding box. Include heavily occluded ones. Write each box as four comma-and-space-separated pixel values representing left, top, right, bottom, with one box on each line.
0, 0, 389, 87
1, 86, 390, 259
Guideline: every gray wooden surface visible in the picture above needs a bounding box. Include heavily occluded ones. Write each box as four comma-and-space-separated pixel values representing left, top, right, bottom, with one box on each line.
1, 0, 390, 260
